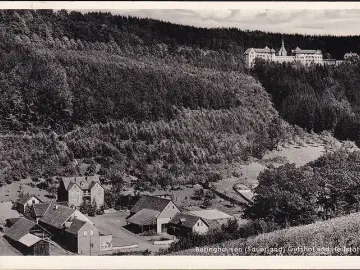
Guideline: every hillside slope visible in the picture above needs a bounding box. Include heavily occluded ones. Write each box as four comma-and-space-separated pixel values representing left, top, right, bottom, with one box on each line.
0, 38, 282, 187
172, 212, 360, 256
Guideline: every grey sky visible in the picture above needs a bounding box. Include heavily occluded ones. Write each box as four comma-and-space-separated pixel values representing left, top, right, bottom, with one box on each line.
73, 9, 360, 36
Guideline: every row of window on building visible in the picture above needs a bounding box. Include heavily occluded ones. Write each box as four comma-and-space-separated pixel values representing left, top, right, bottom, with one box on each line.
244, 39, 359, 68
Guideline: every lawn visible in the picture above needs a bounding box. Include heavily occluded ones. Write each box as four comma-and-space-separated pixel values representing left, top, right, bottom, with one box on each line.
0, 201, 20, 224
213, 138, 347, 202
0, 178, 50, 203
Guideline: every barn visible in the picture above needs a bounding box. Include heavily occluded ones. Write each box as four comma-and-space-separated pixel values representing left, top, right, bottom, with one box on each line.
4, 217, 50, 255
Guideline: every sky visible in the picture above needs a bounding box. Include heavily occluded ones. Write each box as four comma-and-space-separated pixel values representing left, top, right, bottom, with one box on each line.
74, 9, 360, 36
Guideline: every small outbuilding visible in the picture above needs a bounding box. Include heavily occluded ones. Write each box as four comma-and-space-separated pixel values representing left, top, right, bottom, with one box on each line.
4, 217, 49, 255
15, 194, 42, 214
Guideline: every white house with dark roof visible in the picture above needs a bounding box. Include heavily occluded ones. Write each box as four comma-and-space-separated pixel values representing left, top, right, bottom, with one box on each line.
57, 175, 104, 209
126, 194, 180, 233
244, 46, 276, 67
168, 212, 209, 236
15, 194, 42, 214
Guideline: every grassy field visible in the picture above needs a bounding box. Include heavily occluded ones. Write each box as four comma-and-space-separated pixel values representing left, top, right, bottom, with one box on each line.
0, 178, 50, 203
172, 212, 360, 256
213, 131, 355, 201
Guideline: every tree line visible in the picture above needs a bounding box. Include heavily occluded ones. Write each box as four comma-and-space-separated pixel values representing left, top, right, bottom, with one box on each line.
251, 59, 360, 144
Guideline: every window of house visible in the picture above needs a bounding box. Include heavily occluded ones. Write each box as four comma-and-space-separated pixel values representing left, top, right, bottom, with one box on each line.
91, 243, 94, 248
90, 230, 94, 236
197, 222, 199, 226
98, 189, 101, 195
83, 231, 88, 237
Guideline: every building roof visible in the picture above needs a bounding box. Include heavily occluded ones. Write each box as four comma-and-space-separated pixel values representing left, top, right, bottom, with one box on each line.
32, 203, 51, 218
277, 38, 287, 56
6, 218, 20, 226
4, 217, 36, 241
55, 201, 69, 207
39, 204, 75, 229
292, 48, 322, 55
18, 233, 41, 247
190, 209, 233, 221
61, 175, 101, 191
169, 212, 208, 229
237, 190, 254, 202
127, 208, 160, 226
17, 194, 42, 205
130, 195, 171, 213
244, 47, 275, 54
65, 218, 87, 235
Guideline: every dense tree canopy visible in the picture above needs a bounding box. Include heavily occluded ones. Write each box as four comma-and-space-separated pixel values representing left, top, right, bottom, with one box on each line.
244, 149, 360, 227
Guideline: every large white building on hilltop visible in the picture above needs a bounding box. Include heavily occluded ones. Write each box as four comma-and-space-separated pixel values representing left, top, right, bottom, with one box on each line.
245, 38, 323, 67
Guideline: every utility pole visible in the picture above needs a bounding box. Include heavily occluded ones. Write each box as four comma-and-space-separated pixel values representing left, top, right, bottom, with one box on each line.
89, 231, 92, 256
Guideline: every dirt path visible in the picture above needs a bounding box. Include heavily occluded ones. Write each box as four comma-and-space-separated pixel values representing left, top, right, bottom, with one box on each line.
89, 212, 168, 253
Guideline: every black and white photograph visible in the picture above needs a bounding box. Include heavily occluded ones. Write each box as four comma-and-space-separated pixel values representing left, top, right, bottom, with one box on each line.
1, 1, 360, 264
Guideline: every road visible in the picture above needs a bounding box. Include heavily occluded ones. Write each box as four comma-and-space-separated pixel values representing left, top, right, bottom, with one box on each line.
88, 211, 168, 253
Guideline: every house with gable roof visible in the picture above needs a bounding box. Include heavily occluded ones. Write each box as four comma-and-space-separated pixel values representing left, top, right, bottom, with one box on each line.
126, 194, 181, 233
36, 203, 93, 234
167, 212, 209, 236
244, 46, 276, 67
57, 175, 104, 209
33, 203, 110, 255
14, 194, 42, 214
64, 218, 104, 255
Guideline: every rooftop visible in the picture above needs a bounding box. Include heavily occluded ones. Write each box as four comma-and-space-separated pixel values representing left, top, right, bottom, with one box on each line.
61, 175, 101, 191
17, 194, 42, 205
130, 194, 171, 213
169, 212, 207, 229
65, 218, 87, 235
190, 209, 233, 221
127, 208, 160, 226
32, 203, 51, 218
17, 233, 42, 247
39, 203, 75, 229
245, 47, 275, 54
4, 217, 36, 241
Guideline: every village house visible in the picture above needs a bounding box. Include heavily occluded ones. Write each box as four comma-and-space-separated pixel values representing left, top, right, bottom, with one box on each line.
57, 175, 104, 209
32, 203, 111, 255
126, 195, 181, 234
64, 218, 111, 256
14, 194, 42, 214
4, 217, 50, 255
167, 212, 209, 236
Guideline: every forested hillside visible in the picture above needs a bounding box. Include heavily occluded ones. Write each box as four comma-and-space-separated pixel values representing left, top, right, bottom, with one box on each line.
0, 9, 286, 187
1, 10, 360, 60
2, 9, 360, 189
251, 59, 360, 144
